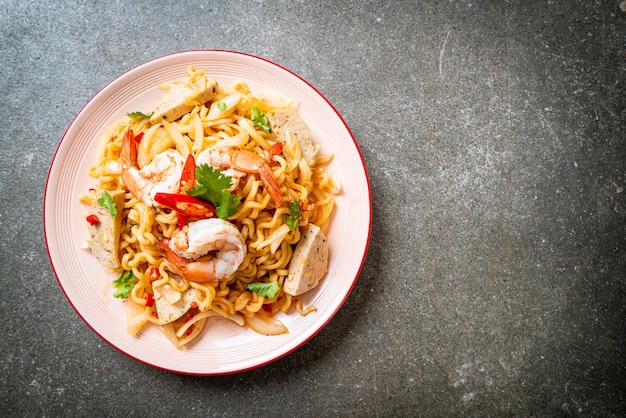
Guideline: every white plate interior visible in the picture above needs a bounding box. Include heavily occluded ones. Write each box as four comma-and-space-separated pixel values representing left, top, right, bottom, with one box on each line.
45, 50, 371, 375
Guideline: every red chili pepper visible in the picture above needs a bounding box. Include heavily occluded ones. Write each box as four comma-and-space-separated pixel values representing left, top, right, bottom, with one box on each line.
143, 292, 155, 307
86, 214, 100, 225
177, 213, 189, 228
154, 192, 216, 219
262, 304, 273, 314
134, 132, 144, 143
178, 154, 196, 194
172, 154, 198, 227
151, 311, 158, 318
299, 200, 314, 211
270, 141, 283, 163
190, 301, 198, 309
148, 266, 160, 283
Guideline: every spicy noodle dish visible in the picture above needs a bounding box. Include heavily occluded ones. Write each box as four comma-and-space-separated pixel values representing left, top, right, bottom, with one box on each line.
79, 67, 340, 349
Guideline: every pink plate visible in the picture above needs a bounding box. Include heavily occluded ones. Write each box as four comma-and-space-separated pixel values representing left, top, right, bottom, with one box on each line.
44, 50, 371, 375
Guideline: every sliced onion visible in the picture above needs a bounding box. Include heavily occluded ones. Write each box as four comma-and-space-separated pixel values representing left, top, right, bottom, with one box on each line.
225, 313, 245, 327
244, 310, 288, 336
162, 120, 191, 158
283, 130, 302, 170
155, 283, 182, 304
137, 124, 162, 168
175, 310, 245, 339
126, 298, 150, 336
175, 310, 219, 338
256, 223, 291, 254
257, 89, 299, 110
207, 93, 241, 120
328, 171, 342, 194
178, 317, 207, 347
298, 156, 312, 183
216, 130, 249, 148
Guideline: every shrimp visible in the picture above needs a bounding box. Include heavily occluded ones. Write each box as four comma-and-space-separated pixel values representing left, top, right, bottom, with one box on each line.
196, 146, 283, 206
157, 218, 246, 283
120, 128, 185, 206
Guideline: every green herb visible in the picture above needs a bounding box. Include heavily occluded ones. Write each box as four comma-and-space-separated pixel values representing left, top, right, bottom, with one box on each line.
284, 200, 301, 232
247, 281, 281, 300
215, 190, 241, 219
250, 107, 270, 133
126, 111, 154, 119
112, 270, 135, 298
217, 101, 227, 112
187, 164, 241, 219
97, 190, 118, 217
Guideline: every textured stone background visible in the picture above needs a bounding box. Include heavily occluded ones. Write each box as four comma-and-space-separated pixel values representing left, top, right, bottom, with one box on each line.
1, 1, 624, 416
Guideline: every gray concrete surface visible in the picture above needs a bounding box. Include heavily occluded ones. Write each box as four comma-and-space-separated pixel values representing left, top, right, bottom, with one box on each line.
1, 0, 625, 416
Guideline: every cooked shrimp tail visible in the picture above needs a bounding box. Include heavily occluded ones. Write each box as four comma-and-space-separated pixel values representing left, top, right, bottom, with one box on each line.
158, 239, 184, 271
120, 128, 138, 170
230, 147, 282, 206
197, 146, 283, 207
120, 128, 142, 200
158, 238, 219, 283
256, 163, 283, 207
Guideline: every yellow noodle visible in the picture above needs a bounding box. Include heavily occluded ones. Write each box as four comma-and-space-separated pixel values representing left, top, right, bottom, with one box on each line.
295, 299, 317, 316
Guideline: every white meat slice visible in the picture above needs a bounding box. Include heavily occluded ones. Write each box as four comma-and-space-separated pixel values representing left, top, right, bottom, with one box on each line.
86, 190, 125, 269
284, 224, 329, 296
267, 110, 320, 165
149, 75, 218, 124
153, 283, 198, 325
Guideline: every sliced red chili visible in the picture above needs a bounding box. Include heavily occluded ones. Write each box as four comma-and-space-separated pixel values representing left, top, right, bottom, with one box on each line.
86, 214, 99, 225
148, 266, 160, 283
177, 213, 189, 228
154, 192, 216, 219
134, 132, 144, 143
299, 200, 314, 211
172, 154, 198, 227
178, 154, 196, 194
143, 292, 155, 307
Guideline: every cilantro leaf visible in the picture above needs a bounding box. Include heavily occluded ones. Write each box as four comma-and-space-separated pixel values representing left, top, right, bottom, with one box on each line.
247, 281, 281, 300
127, 111, 154, 119
188, 164, 233, 203
250, 107, 270, 133
187, 164, 241, 219
216, 190, 242, 219
97, 190, 118, 217
112, 270, 135, 298
284, 200, 301, 232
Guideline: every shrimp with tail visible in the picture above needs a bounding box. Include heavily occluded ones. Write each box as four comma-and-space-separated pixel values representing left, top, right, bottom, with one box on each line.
196, 145, 283, 207
120, 128, 185, 206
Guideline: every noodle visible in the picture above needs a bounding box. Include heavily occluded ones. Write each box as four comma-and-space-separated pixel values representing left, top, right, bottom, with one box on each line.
84, 67, 338, 348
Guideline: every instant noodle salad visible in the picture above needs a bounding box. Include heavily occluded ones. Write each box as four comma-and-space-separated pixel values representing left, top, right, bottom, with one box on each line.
80, 67, 340, 349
